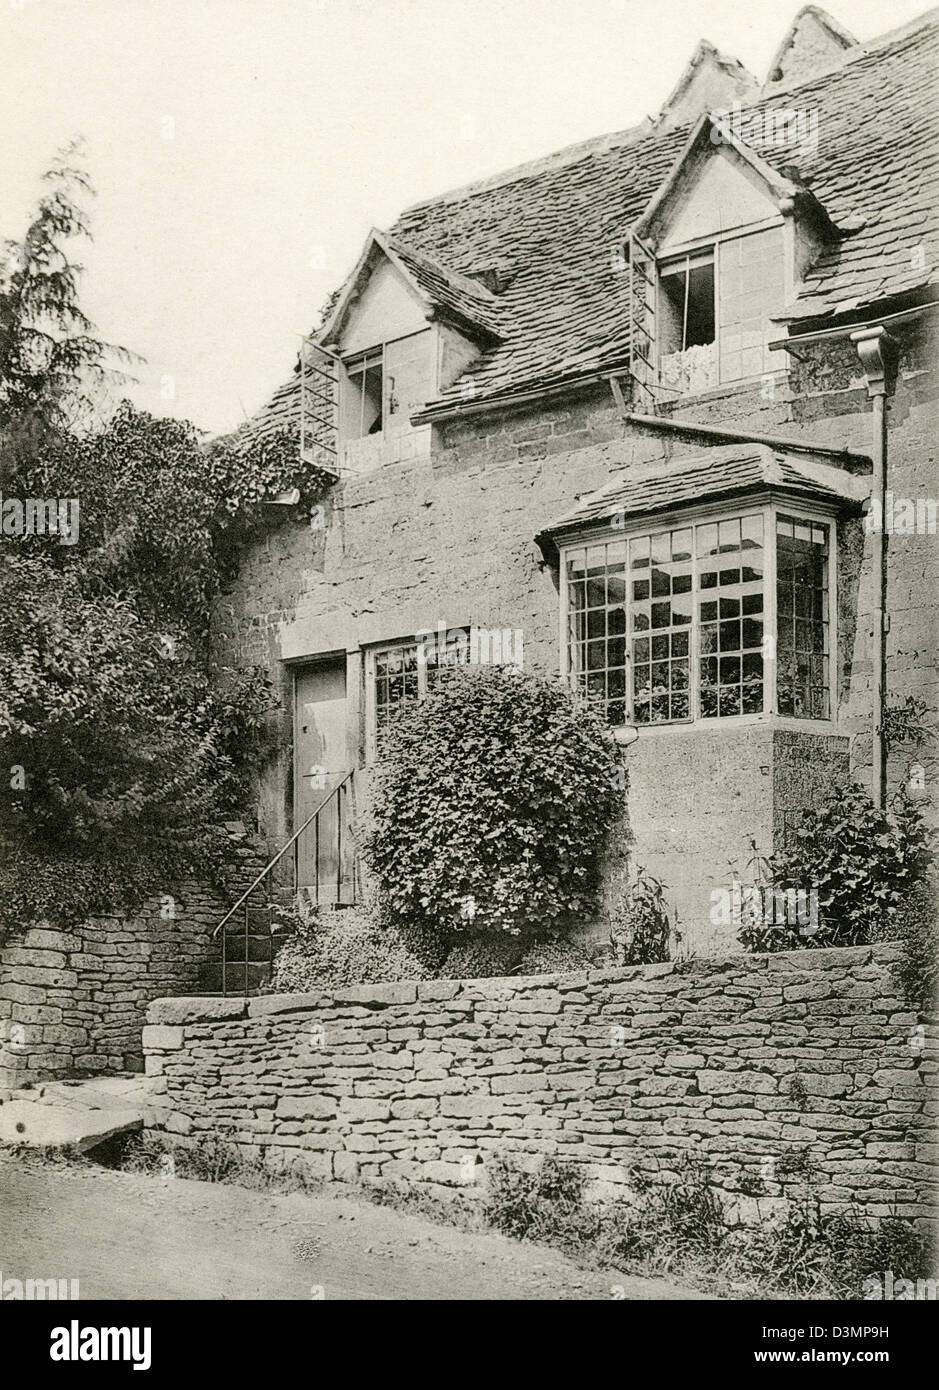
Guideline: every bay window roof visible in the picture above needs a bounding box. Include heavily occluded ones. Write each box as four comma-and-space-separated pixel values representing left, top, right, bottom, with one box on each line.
536, 443, 869, 556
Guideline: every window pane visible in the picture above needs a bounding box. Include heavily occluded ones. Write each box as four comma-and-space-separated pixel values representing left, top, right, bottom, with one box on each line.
375, 643, 419, 737
697, 513, 764, 718
628, 529, 695, 725
567, 542, 627, 725
776, 516, 830, 719
425, 627, 469, 687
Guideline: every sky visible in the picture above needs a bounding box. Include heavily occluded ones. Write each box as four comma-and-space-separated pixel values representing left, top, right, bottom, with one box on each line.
0, 0, 928, 434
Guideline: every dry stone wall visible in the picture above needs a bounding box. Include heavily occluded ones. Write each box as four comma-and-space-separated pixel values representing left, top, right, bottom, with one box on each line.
143, 942, 937, 1227
0, 826, 268, 1090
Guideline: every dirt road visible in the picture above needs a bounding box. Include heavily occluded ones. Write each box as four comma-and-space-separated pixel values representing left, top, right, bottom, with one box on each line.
0, 1154, 710, 1301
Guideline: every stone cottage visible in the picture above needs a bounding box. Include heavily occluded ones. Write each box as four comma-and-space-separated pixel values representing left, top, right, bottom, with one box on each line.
218, 5, 939, 956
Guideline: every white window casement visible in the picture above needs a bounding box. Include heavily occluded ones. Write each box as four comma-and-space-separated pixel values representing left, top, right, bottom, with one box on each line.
654, 224, 787, 395
559, 501, 836, 731
364, 629, 470, 758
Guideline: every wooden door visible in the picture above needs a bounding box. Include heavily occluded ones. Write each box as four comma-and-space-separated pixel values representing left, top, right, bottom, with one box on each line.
293, 660, 353, 903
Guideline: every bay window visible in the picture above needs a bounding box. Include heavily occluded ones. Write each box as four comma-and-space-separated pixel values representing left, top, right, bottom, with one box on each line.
563, 504, 834, 727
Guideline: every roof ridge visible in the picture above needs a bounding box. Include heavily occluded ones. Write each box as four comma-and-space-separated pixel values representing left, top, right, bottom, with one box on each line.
397, 6, 938, 218
758, 4, 939, 100
398, 117, 658, 215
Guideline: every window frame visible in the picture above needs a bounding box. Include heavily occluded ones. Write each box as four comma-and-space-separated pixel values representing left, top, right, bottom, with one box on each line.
558, 495, 839, 733
657, 247, 716, 357
654, 215, 785, 391
341, 346, 385, 442
364, 628, 471, 761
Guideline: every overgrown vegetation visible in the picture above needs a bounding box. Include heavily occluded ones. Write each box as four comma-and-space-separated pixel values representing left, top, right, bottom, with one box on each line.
736, 785, 935, 955
268, 904, 444, 991
483, 1153, 935, 1300
268, 900, 598, 991
364, 664, 625, 947
0, 146, 333, 941
883, 695, 933, 753
117, 1133, 935, 1301
885, 878, 939, 1011
609, 867, 675, 965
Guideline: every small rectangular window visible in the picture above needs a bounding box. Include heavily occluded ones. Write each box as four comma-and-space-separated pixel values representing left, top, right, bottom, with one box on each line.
345, 349, 383, 439
374, 642, 419, 737
371, 629, 470, 752
659, 251, 716, 354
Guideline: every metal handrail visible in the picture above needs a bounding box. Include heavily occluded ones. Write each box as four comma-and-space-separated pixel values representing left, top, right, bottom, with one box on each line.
214, 769, 355, 999
212, 771, 354, 939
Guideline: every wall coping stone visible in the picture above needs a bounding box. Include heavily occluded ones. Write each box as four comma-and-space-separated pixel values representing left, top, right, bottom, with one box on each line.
146, 996, 247, 1025
146, 943, 905, 1023
248, 992, 331, 1017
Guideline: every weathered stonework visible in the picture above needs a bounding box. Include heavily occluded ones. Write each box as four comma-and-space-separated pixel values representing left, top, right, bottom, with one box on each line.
215, 329, 939, 951
0, 831, 269, 1089
0, 892, 218, 1089
142, 943, 938, 1227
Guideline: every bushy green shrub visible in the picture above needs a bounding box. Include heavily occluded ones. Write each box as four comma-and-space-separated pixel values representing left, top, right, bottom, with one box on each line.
738, 785, 934, 952
268, 906, 443, 992
364, 665, 625, 943
439, 934, 526, 979
515, 937, 594, 975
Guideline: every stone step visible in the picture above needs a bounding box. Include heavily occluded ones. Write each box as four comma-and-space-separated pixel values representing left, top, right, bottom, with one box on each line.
215, 932, 274, 962
0, 1075, 149, 1151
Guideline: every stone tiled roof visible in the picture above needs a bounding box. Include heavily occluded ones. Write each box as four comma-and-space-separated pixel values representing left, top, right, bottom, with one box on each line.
231, 370, 301, 447
382, 232, 504, 341
243, 8, 938, 430
394, 8, 939, 412
537, 444, 870, 545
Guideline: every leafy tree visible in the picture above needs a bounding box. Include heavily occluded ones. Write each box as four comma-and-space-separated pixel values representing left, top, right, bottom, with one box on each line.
0, 140, 130, 467
0, 147, 333, 941
736, 784, 934, 952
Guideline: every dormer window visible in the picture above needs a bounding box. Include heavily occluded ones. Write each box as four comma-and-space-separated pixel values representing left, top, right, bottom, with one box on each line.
628, 121, 829, 404
313, 227, 502, 469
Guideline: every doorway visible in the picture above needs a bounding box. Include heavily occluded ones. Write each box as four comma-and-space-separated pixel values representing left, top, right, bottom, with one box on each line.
293, 659, 354, 904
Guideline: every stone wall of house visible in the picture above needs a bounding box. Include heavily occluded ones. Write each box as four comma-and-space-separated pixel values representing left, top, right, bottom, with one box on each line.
0, 828, 268, 1090
624, 726, 850, 955
212, 318, 939, 951
143, 942, 937, 1228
